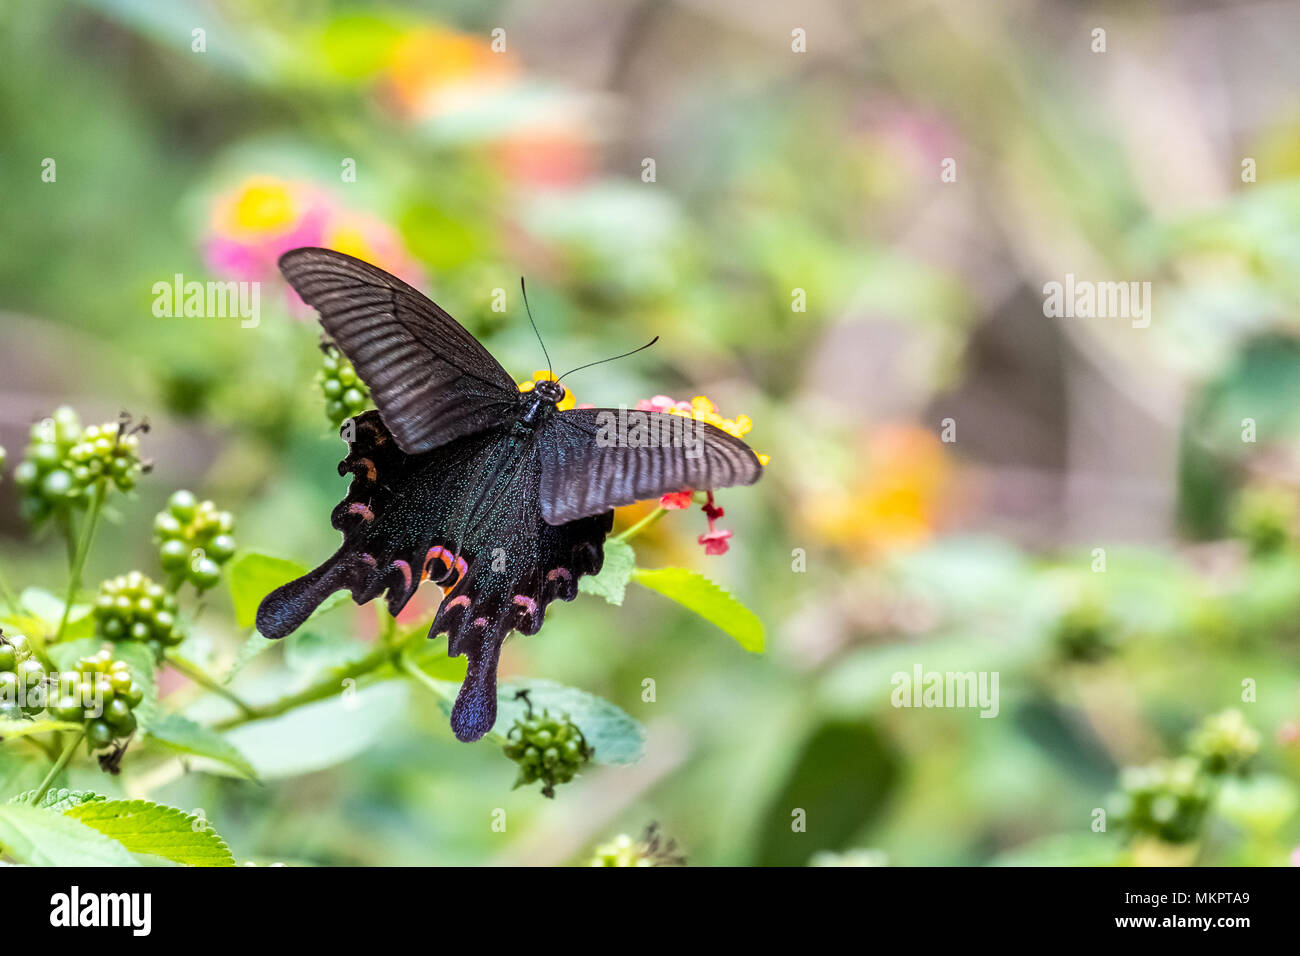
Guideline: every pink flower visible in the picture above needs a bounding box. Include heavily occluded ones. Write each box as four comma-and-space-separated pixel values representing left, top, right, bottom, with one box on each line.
698, 527, 733, 556
695, 491, 731, 555
660, 491, 693, 510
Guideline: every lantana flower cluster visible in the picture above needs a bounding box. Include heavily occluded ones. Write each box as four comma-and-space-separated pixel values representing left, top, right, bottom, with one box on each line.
636, 394, 768, 556
205, 176, 422, 293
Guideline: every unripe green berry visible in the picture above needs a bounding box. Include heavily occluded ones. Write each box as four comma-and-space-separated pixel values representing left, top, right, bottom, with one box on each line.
168, 489, 197, 521
189, 556, 222, 590
85, 719, 115, 750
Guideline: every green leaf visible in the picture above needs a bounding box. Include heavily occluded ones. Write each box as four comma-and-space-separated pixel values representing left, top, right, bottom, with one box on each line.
755, 720, 901, 866
495, 678, 645, 765
109, 642, 161, 728
0, 717, 84, 739
223, 680, 409, 779
406, 636, 468, 681
144, 713, 257, 779
285, 630, 371, 680
579, 538, 636, 605
632, 567, 765, 652
0, 802, 139, 866
66, 799, 235, 867
226, 631, 276, 682
313, 12, 405, 79
226, 550, 308, 629
9, 788, 106, 812
19, 587, 92, 640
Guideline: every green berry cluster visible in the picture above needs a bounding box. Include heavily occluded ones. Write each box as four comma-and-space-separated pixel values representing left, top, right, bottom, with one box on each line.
48, 649, 145, 751
12, 407, 84, 522
588, 824, 684, 867
503, 701, 593, 798
318, 344, 371, 427
12, 408, 147, 522
92, 571, 184, 655
0, 632, 47, 721
154, 490, 235, 590
1110, 757, 1213, 844
588, 833, 653, 867
1231, 485, 1296, 557
1189, 709, 1260, 776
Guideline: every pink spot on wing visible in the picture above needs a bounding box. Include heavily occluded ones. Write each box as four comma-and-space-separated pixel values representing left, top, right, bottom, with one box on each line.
471, 616, 489, 629
358, 553, 377, 567
348, 502, 374, 521
445, 595, 470, 610
546, 568, 571, 583
392, 559, 412, 591
512, 594, 538, 617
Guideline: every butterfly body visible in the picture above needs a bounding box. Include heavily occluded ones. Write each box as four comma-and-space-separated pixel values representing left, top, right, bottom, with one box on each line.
257, 248, 763, 741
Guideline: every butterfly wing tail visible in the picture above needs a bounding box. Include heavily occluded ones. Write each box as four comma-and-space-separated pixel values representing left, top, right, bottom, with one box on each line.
447, 621, 506, 742
432, 514, 611, 742
255, 551, 356, 639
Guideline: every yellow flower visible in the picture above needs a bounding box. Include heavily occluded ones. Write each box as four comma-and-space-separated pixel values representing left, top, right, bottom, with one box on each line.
517, 370, 576, 411
649, 395, 769, 465
323, 221, 378, 264
213, 177, 301, 239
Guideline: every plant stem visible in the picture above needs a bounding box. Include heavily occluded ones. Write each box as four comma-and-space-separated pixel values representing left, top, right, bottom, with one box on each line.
396, 651, 454, 703
614, 506, 667, 543
0, 559, 20, 616
377, 603, 398, 646
165, 651, 257, 718
56, 511, 77, 567
53, 478, 108, 645
397, 651, 506, 744
211, 626, 426, 732
29, 729, 85, 805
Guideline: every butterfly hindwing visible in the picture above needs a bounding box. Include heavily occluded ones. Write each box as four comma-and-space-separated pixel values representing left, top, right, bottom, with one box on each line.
537, 407, 763, 525
278, 248, 521, 454
255, 411, 612, 742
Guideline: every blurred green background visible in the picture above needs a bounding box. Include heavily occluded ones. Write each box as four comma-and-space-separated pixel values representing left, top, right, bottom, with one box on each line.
3, 0, 1300, 866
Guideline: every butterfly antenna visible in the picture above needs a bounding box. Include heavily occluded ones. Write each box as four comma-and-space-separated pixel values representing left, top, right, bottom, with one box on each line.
520, 278, 553, 381
558, 336, 660, 382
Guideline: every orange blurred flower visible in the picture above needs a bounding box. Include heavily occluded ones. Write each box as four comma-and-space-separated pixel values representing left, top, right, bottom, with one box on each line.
803, 425, 952, 556
382, 25, 518, 120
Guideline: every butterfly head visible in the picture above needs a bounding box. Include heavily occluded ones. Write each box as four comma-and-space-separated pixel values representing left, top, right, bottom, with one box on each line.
532, 379, 566, 404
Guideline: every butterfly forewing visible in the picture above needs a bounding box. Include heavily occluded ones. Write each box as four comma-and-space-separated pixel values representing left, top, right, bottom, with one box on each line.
538, 407, 763, 525
278, 248, 521, 454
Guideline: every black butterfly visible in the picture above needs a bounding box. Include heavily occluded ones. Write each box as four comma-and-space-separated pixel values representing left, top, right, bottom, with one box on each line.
256, 248, 763, 741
